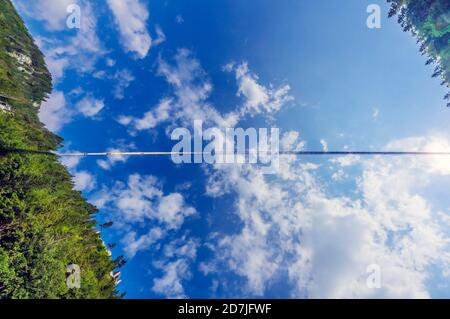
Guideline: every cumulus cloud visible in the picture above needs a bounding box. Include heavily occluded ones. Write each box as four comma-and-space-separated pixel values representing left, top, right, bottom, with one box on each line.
73, 171, 96, 192
385, 136, 450, 176
320, 139, 329, 152
39, 91, 106, 132
97, 149, 128, 171
76, 96, 105, 117
201, 135, 450, 298
225, 62, 294, 116
96, 140, 136, 170
153, 25, 166, 46
88, 68, 135, 100
14, 0, 74, 30
119, 50, 240, 132
113, 69, 135, 99
157, 49, 238, 128
92, 174, 196, 228
91, 174, 198, 297
157, 193, 196, 230
119, 50, 294, 136
60, 152, 96, 193
39, 91, 73, 132
152, 259, 190, 298
122, 227, 164, 258
59, 153, 81, 170
30, 2, 104, 81
107, 0, 152, 58
281, 131, 306, 151
330, 155, 361, 167
152, 238, 199, 298
118, 98, 172, 132
90, 174, 198, 299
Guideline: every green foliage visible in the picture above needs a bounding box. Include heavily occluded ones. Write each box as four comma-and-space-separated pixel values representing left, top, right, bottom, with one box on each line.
0, 0, 119, 299
0, 0, 51, 104
387, 0, 450, 106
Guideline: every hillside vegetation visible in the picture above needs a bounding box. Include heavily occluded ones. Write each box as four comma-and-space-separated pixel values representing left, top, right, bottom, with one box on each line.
388, 0, 450, 106
0, 0, 120, 299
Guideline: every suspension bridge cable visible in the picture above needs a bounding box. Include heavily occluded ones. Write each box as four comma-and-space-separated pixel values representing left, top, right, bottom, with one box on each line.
3, 148, 450, 157
53, 151, 450, 157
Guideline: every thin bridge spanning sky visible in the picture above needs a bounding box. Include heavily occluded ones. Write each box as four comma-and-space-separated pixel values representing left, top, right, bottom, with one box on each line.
53, 151, 450, 157
3, 149, 450, 157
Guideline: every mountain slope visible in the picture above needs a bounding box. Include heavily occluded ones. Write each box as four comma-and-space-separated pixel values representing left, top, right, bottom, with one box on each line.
0, 0, 119, 299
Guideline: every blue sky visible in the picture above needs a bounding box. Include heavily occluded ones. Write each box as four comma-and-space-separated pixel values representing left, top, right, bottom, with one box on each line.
13, 0, 450, 298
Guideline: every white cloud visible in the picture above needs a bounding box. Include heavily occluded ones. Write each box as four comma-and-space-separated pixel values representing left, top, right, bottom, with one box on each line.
157, 193, 196, 230
93, 70, 107, 79
281, 131, 305, 151
123, 50, 295, 140
90, 174, 198, 299
97, 149, 128, 171
385, 136, 450, 176
157, 49, 238, 128
373, 108, 380, 120
39, 91, 105, 132
122, 227, 164, 258
73, 171, 96, 192
107, 0, 152, 58
85, 68, 135, 100
331, 169, 346, 181
91, 174, 198, 297
113, 69, 135, 99
93, 174, 196, 227
39, 91, 73, 132
69, 87, 83, 97
106, 58, 116, 67
134, 99, 171, 130
59, 150, 94, 195
225, 62, 294, 116
152, 239, 199, 298
119, 50, 240, 133
59, 153, 81, 170
119, 51, 295, 139
32, 2, 104, 82
14, 0, 74, 30
119, 98, 172, 131
201, 135, 450, 298
152, 259, 190, 298
116, 115, 134, 126
320, 139, 329, 152
76, 96, 105, 117
91, 173, 197, 266
153, 25, 166, 46
96, 140, 135, 170
330, 155, 360, 167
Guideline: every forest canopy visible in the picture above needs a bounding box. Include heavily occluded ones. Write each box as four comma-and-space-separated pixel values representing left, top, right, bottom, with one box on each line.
388, 0, 450, 106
